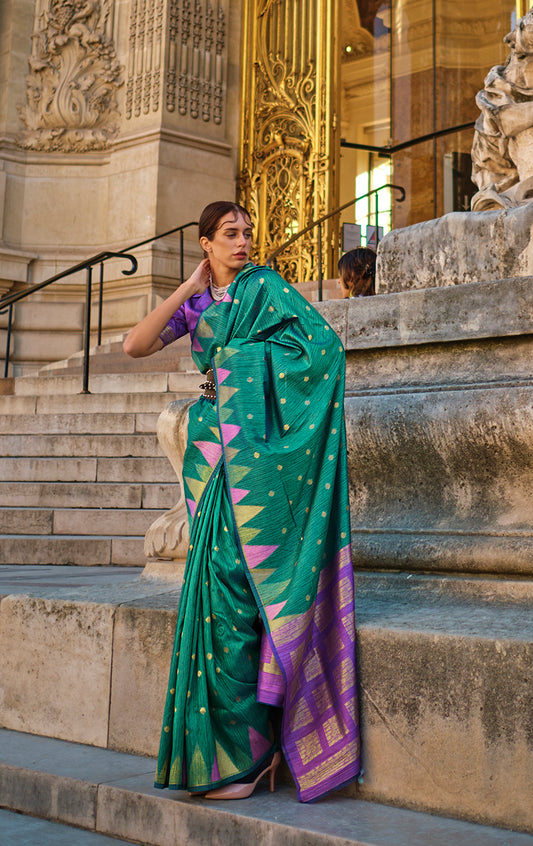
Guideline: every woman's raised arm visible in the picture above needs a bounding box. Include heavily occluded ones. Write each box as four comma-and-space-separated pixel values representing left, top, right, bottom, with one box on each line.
123, 259, 210, 358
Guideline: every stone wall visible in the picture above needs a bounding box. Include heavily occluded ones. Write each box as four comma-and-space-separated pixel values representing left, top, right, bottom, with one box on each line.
317, 275, 533, 578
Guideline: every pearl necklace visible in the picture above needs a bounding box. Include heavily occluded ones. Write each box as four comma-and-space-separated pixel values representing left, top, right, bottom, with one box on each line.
209, 274, 231, 302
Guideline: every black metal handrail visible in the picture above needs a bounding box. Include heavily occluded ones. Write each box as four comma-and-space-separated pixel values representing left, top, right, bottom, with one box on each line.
0, 221, 198, 390
340, 120, 476, 157
266, 183, 405, 299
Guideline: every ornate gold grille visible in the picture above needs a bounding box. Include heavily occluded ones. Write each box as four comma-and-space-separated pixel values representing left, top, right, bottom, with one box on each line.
238, 0, 339, 283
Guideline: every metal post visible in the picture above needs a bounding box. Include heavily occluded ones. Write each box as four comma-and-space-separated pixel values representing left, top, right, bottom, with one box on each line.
180, 229, 184, 284
97, 261, 104, 346
317, 222, 323, 302
4, 304, 13, 378
374, 190, 379, 248
82, 265, 92, 393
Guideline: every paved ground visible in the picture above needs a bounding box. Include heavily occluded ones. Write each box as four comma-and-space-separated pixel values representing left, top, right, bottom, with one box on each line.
0, 809, 138, 845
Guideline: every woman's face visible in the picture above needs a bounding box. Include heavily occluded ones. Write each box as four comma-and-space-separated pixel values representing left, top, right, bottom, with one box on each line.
201, 211, 253, 276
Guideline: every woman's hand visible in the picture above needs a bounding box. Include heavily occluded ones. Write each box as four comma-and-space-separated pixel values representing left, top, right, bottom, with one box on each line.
123, 259, 211, 358
184, 258, 211, 296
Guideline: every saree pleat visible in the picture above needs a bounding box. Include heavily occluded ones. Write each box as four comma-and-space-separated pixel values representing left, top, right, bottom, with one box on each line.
155, 264, 360, 802
155, 397, 274, 792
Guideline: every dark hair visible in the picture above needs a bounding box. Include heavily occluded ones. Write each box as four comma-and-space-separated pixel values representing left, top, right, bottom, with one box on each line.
338, 247, 376, 297
198, 201, 252, 242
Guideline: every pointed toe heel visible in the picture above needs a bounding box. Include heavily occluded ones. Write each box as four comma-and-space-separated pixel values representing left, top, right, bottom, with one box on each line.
205, 750, 281, 800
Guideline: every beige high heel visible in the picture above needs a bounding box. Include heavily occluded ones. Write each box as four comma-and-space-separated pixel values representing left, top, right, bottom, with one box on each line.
204, 750, 281, 799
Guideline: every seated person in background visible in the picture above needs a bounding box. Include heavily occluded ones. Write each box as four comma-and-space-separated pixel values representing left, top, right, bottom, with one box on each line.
338, 247, 376, 298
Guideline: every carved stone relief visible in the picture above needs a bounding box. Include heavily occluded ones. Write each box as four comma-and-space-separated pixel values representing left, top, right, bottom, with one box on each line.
18, 0, 124, 152
126, 0, 165, 119
471, 9, 533, 211
164, 0, 226, 123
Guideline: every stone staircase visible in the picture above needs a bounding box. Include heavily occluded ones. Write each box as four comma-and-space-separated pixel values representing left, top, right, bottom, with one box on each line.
0, 335, 199, 567
1, 290, 532, 845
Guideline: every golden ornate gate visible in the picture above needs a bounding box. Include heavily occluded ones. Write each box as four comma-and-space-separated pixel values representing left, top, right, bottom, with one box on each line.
238, 0, 340, 283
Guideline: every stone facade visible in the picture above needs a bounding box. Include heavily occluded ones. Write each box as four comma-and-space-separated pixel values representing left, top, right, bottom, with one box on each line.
0, 0, 243, 372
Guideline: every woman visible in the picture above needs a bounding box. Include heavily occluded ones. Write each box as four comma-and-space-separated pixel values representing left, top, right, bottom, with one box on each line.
338, 247, 376, 298
124, 201, 360, 802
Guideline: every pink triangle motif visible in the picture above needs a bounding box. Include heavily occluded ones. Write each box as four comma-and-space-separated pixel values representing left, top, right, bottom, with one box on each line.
216, 368, 231, 384
220, 423, 241, 444
192, 336, 203, 352
194, 440, 222, 467
211, 757, 220, 782
187, 498, 197, 519
231, 488, 249, 504
265, 600, 287, 621
242, 544, 278, 568
248, 726, 272, 760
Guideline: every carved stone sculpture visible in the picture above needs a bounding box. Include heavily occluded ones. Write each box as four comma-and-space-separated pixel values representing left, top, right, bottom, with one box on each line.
471, 10, 533, 210
144, 400, 194, 561
18, 0, 123, 152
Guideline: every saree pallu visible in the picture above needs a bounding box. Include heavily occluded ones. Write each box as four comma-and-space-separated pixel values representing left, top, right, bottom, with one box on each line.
155, 264, 360, 802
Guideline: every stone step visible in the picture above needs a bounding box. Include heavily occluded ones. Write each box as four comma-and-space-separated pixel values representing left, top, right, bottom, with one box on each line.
0, 535, 146, 566
0, 508, 164, 536
38, 334, 193, 376
0, 432, 161, 457
0, 568, 530, 832
1, 730, 531, 846
0, 456, 177, 483
0, 482, 177, 509
0, 391, 192, 415
0, 412, 160, 434
0, 808, 139, 846
12, 371, 200, 396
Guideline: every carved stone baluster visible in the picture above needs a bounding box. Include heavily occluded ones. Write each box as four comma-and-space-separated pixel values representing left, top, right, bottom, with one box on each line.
202, 1, 214, 122
152, 0, 164, 111
144, 400, 194, 564
213, 2, 225, 125
178, 0, 191, 116
166, 0, 179, 112
190, 0, 202, 118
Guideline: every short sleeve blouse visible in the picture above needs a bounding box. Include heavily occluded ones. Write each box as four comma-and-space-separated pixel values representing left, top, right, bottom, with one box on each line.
159, 289, 214, 346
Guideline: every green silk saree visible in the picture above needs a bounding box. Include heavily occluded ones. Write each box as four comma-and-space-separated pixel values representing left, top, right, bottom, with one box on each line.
155, 264, 360, 802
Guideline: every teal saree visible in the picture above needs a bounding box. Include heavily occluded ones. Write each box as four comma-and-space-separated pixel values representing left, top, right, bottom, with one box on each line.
155, 264, 360, 802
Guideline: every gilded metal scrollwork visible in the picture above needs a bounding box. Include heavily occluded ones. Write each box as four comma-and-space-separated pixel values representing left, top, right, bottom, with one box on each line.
238, 0, 339, 283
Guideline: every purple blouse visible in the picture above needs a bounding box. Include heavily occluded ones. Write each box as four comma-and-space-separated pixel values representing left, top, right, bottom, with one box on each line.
159, 289, 215, 347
